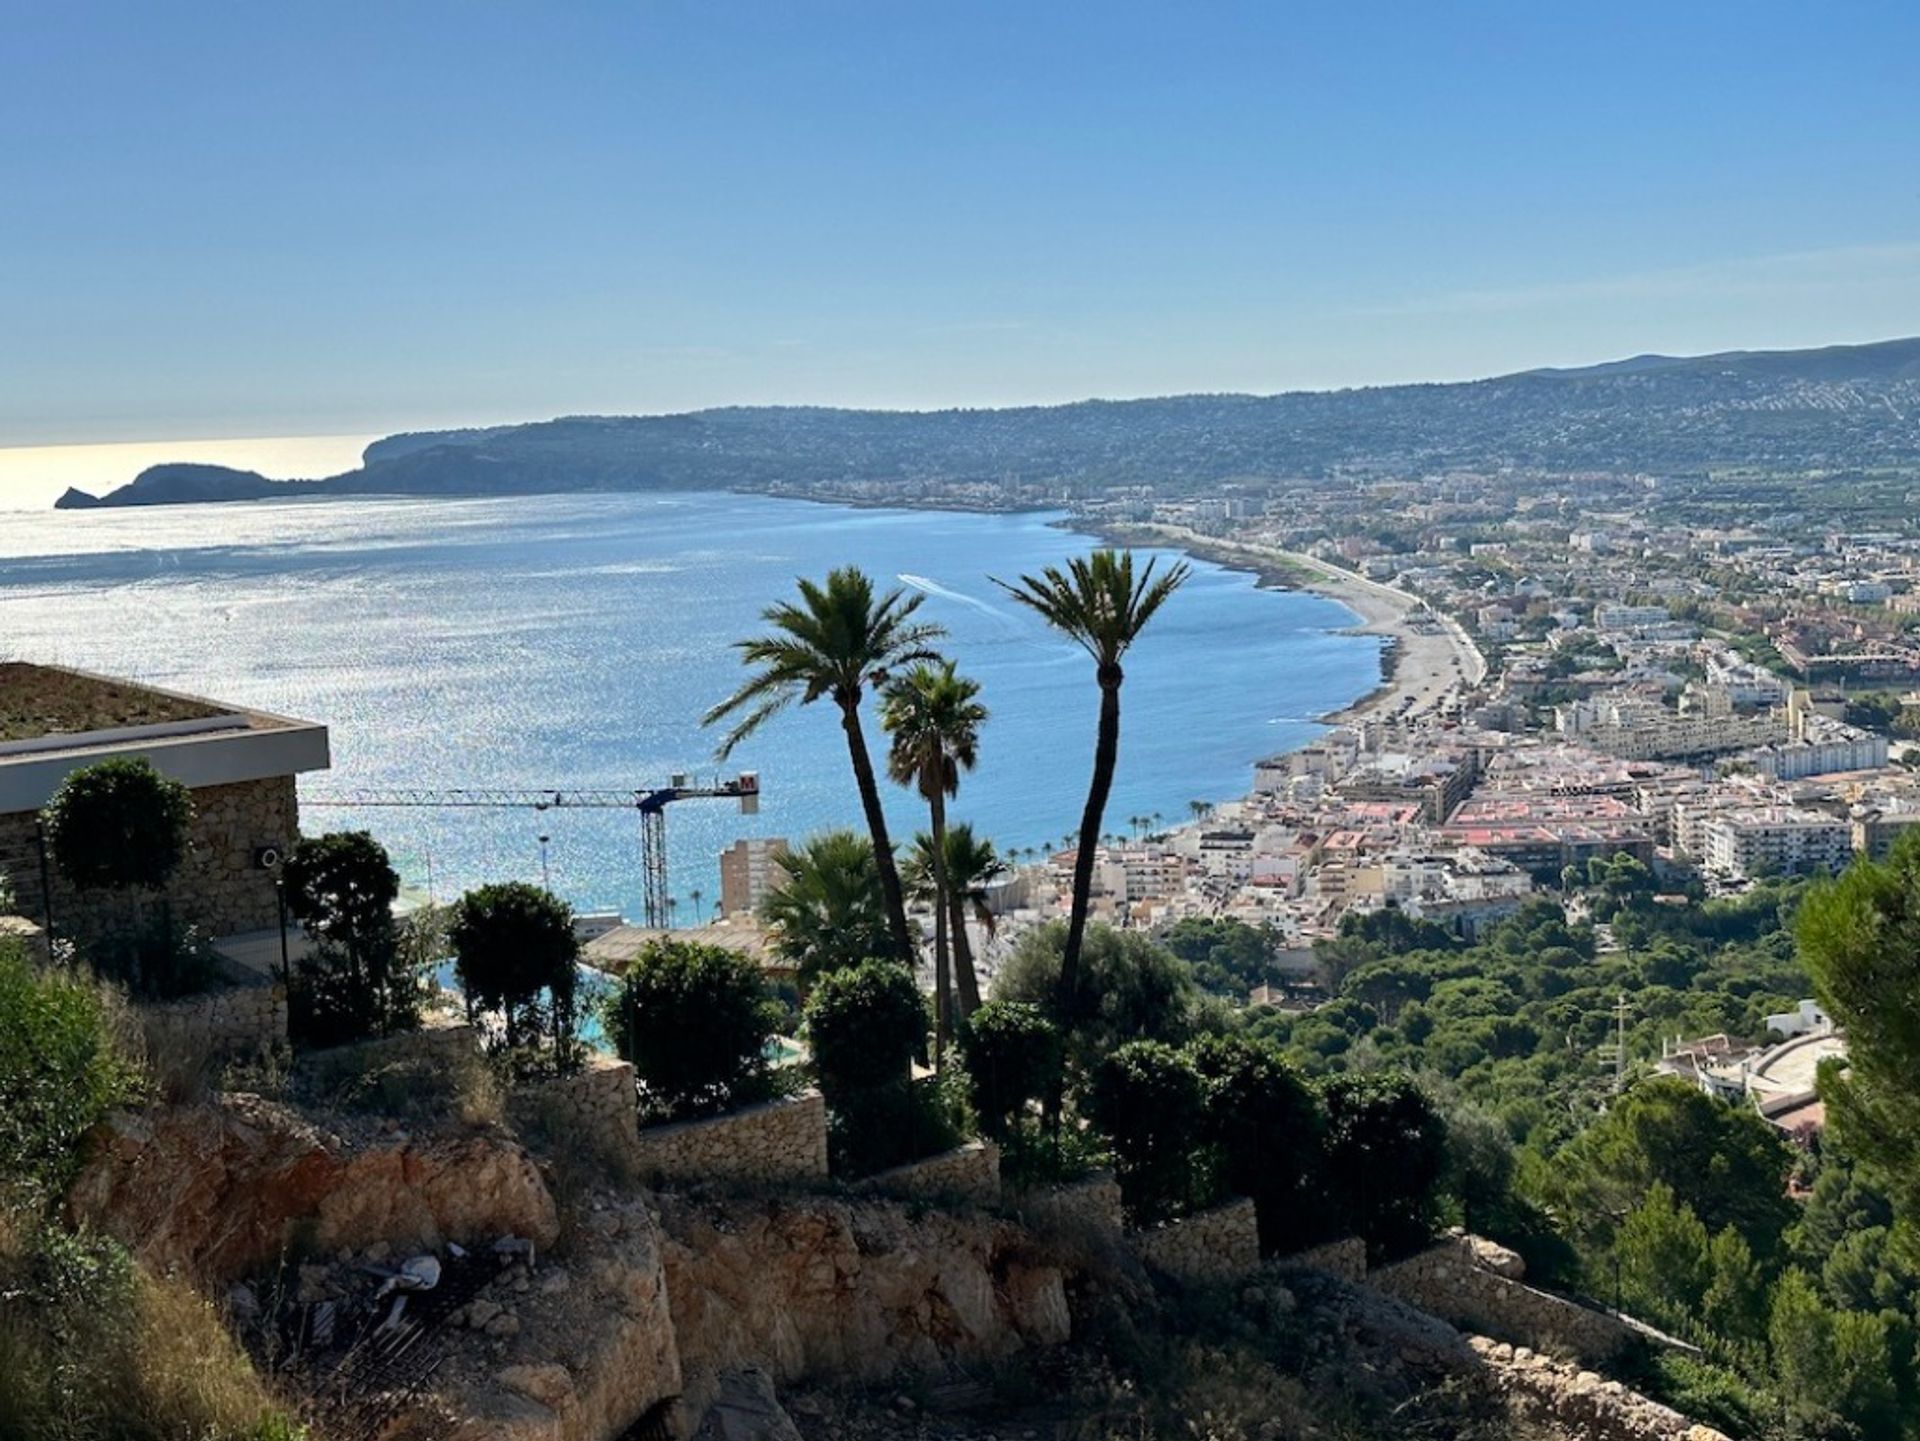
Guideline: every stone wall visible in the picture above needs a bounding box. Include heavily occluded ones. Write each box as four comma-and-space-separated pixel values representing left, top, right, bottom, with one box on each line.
859, 1140, 1000, 1205
1128, 1196, 1260, 1283
1011, 1169, 1124, 1238
1275, 1235, 1369, 1283
135, 972, 287, 1061
515, 1056, 643, 1169
1370, 1239, 1650, 1366
631, 1091, 828, 1188
1469, 1336, 1732, 1441
0, 774, 297, 941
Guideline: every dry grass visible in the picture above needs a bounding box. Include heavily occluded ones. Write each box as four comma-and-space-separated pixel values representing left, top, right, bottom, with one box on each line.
0, 1214, 303, 1441
0, 662, 222, 742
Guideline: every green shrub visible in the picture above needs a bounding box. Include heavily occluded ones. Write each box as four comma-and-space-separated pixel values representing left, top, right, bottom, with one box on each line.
40, 758, 190, 892
956, 999, 1061, 1143
607, 938, 781, 1122
1190, 1033, 1321, 1254
0, 939, 139, 1210
804, 959, 934, 1175
281, 831, 415, 1046
805, 958, 927, 1093
1083, 1039, 1210, 1225
1318, 1072, 1449, 1260
449, 881, 579, 1071
40, 759, 207, 998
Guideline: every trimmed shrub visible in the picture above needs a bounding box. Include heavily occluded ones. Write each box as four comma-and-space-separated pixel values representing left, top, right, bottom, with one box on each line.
40, 758, 207, 998
450, 882, 579, 1071
607, 938, 781, 1122
1190, 1033, 1322, 1254
957, 998, 1062, 1143
1083, 1039, 1209, 1225
0, 938, 139, 1211
281, 831, 414, 1046
804, 959, 935, 1174
1318, 1071, 1449, 1260
40, 758, 191, 892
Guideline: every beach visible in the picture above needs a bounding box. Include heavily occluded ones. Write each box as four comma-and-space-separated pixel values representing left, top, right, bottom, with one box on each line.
1076, 521, 1486, 728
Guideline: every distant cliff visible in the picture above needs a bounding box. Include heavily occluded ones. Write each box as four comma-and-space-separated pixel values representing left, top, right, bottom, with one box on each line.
55, 462, 313, 509
58, 335, 1920, 509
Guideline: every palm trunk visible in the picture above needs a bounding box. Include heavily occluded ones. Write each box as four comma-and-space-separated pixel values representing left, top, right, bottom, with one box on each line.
1060, 669, 1122, 1024
949, 890, 982, 1015
928, 786, 952, 1069
841, 698, 916, 962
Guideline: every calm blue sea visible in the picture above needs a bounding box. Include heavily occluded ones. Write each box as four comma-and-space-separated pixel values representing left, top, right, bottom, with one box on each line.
0, 492, 1379, 918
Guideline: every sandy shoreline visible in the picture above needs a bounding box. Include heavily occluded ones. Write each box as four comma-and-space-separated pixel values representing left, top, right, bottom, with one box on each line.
1071, 520, 1485, 730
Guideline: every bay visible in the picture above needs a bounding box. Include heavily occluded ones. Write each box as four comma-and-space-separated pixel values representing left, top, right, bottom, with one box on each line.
0, 492, 1379, 918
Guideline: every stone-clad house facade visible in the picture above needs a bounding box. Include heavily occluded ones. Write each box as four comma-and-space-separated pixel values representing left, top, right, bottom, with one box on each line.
0, 664, 330, 941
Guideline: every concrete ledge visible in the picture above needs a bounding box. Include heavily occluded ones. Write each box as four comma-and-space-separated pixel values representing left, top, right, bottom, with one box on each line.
1129, 1196, 1260, 1283
633, 1090, 828, 1187
859, 1140, 1000, 1205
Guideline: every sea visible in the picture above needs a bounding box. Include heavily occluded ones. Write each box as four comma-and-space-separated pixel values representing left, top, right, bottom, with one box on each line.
0, 491, 1380, 919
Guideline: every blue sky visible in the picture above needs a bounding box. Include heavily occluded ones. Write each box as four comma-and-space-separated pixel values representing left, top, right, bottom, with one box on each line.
4, 1, 1918, 445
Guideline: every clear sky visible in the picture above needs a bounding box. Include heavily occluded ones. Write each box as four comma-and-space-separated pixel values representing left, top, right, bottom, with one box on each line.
5, 1, 1918, 448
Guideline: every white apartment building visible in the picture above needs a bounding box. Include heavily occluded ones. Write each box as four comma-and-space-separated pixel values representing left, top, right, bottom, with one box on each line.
1697, 809, 1851, 880
1594, 603, 1673, 633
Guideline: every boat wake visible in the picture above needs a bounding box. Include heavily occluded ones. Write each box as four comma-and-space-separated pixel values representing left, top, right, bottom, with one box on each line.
898, 572, 1007, 620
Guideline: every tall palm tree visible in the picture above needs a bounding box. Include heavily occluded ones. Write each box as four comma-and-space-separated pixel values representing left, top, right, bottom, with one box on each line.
940, 824, 1005, 1015
759, 829, 891, 989
705, 567, 944, 961
994, 549, 1188, 1024
881, 660, 987, 1063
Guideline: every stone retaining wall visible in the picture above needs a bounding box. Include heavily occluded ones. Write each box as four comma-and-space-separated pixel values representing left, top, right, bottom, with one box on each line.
859, 1140, 1000, 1205
1128, 1196, 1260, 1283
516, 1056, 642, 1167
1011, 1169, 1124, 1237
1370, 1239, 1649, 1366
136, 973, 287, 1061
1469, 1336, 1731, 1441
631, 1090, 828, 1187
1276, 1235, 1369, 1283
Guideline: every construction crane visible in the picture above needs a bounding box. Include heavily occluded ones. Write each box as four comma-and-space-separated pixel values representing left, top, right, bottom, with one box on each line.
303, 773, 760, 929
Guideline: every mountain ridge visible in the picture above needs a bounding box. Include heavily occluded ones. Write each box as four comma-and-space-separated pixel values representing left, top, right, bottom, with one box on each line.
56, 335, 1920, 509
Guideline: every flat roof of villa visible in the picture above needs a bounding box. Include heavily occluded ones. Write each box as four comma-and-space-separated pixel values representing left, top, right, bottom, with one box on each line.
0, 664, 329, 814
0, 662, 234, 742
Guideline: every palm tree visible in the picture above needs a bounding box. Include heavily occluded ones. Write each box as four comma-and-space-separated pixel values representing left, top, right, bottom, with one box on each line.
759, 830, 891, 989
994, 549, 1188, 1025
882, 660, 988, 1064
705, 567, 945, 962
688, 886, 705, 925
905, 823, 1006, 1021
940, 824, 1005, 1015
